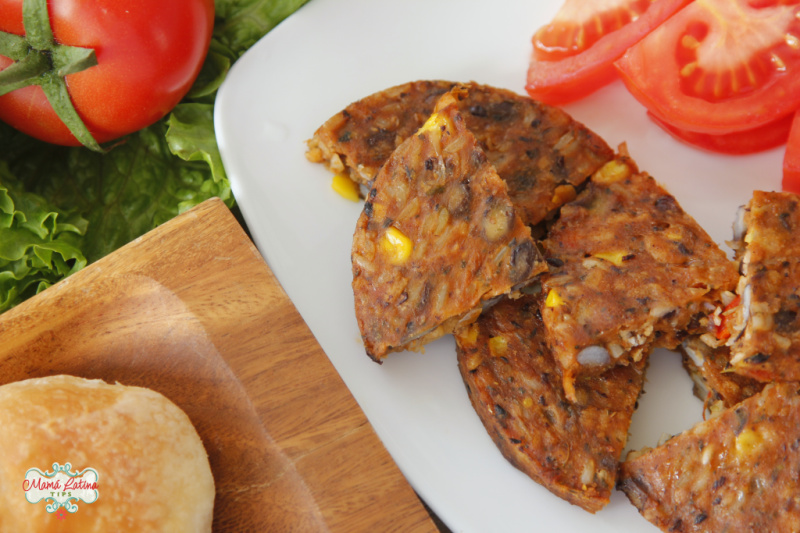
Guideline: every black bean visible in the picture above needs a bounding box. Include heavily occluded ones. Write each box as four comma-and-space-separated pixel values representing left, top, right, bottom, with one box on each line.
468, 104, 487, 117
366, 128, 392, 148
655, 195, 679, 212
509, 241, 536, 283
780, 211, 792, 231
488, 101, 514, 121
775, 309, 797, 332
734, 407, 749, 435
545, 257, 564, 268
550, 154, 567, 178
745, 353, 770, 365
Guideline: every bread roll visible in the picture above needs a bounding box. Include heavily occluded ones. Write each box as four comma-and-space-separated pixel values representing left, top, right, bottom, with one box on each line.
0, 375, 214, 532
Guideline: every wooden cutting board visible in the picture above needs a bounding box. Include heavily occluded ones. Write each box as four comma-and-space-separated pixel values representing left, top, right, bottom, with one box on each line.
0, 197, 438, 532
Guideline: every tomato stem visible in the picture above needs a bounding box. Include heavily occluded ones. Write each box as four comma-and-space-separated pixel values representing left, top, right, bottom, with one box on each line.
0, 52, 50, 95
23, 0, 54, 49
0, 31, 28, 60
40, 75, 103, 151
0, 0, 103, 152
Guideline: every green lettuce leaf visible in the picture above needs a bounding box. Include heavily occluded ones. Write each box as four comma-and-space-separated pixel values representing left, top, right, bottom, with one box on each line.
1, 120, 233, 263
0, 163, 87, 312
214, 0, 311, 58
0, 0, 310, 312
166, 102, 228, 187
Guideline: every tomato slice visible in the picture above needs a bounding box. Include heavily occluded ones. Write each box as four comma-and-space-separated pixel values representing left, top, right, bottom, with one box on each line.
525, 0, 691, 105
782, 111, 800, 193
649, 111, 793, 155
615, 0, 800, 135
532, 0, 654, 61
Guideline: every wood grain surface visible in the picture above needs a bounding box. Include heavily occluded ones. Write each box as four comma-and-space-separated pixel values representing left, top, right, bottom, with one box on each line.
0, 197, 438, 532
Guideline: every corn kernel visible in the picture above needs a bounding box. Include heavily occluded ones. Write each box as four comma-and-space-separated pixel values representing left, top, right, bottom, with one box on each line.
735, 428, 762, 456
464, 351, 483, 371
545, 288, 564, 308
381, 226, 413, 265
488, 336, 508, 358
331, 174, 360, 202
459, 323, 480, 345
522, 396, 534, 409
550, 184, 576, 206
594, 251, 628, 267
593, 159, 631, 185
418, 112, 450, 134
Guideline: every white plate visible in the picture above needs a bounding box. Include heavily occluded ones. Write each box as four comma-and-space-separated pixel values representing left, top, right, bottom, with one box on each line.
214, 1, 784, 531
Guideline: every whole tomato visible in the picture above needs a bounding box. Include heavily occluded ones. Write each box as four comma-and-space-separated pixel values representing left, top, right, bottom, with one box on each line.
0, 0, 215, 147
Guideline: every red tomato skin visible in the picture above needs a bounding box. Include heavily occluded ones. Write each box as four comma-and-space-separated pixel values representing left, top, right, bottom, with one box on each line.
525, 0, 691, 105
782, 111, 800, 193
0, 0, 215, 146
649, 112, 793, 156
525, 59, 617, 106
614, 0, 800, 135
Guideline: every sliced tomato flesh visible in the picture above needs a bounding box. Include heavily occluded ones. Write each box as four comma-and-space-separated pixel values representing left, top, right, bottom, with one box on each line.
676, 6, 791, 102
532, 0, 654, 61
615, 0, 800, 134
649, 111, 793, 155
782, 111, 800, 193
526, 0, 692, 105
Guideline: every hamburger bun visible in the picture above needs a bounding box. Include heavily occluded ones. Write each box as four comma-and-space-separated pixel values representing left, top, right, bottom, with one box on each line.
0, 374, 214, 532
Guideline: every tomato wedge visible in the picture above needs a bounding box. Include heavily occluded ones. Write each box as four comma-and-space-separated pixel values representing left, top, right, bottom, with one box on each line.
783, 111, 800, 193
525, 0, 691, 105
532, 0, 654, 61
649, 111, 793, 155
615, 0, 800, 135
